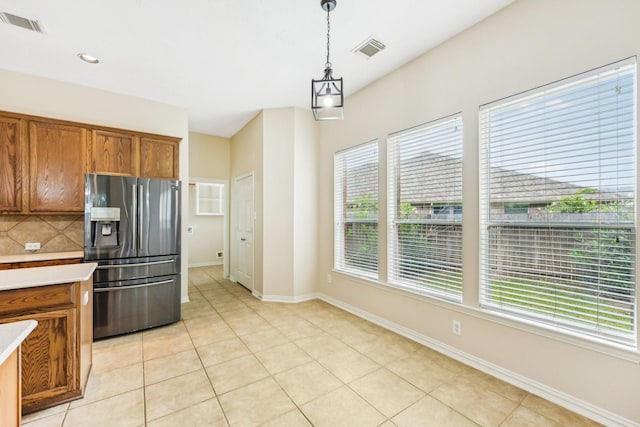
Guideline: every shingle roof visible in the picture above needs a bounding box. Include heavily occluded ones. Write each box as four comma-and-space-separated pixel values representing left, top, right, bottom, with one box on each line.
344, 152, 623, 204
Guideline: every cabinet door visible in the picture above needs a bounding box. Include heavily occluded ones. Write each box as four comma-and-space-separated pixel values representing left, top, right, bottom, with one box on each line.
90, 130, 139, 176
140, 137, 179, 179
0, 116, 24, 212
0, 309, 77, 414
29, 121, 88, 212
0, 350, 20, 427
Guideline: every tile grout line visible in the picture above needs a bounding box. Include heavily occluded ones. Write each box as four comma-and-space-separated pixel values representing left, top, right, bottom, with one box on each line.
25, 266, 599, 427
189, 275, 234, 427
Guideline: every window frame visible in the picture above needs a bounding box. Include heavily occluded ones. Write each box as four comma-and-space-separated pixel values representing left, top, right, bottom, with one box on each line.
479, 58, 637, 346
334, 140, 380, 279
387, 114, 464, 302
195, 182, 225, 216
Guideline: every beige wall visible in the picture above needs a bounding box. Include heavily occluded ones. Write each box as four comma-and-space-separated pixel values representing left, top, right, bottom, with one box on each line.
293, 108, 319, 297
230, 112, 264, 293
189, 132, 231, 179
186, 185, 225, 266
316, 0, 640, 424
229, 107, 319, 300
0, 69, 191, 299
187, 132, 230, 269
259, 107, 320, 299
262, 108, 295, 297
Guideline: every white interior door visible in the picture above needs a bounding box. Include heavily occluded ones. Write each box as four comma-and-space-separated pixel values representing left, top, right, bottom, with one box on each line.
233, 173, 254, 290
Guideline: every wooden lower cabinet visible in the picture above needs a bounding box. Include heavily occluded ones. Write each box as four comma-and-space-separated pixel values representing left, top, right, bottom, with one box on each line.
12, 309, 76, 412
0, 281, 92, 414
0, 349, 20, 427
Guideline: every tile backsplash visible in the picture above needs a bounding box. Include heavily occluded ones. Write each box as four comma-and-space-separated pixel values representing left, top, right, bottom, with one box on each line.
0, 215, 84, 255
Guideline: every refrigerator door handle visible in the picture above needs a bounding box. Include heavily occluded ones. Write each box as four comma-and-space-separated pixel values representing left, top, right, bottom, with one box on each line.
95, 259, 175, 270
138, 184, 144, 251
131, 184, 138, 253
94, 279, 174, 292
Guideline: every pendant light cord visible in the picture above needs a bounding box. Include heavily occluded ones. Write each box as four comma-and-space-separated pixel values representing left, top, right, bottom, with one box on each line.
325, 6, 331, 69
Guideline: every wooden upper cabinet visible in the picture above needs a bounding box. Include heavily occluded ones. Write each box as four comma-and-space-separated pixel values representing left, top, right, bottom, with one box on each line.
29, 121, 88, 213
0, 111, 181, 215
140, 137, 179, 179
90, 130, 139, 176
0, 116, 24, 212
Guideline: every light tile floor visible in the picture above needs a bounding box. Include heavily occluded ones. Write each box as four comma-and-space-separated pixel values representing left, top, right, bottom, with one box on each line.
21, 266, 602, 427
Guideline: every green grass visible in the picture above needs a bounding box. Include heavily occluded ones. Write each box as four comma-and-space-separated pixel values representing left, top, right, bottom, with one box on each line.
404, 270, 633, 334
488, 277, 633, 332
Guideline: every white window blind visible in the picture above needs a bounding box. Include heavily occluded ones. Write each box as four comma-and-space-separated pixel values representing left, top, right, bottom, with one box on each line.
334, 140, 379, 278
388, 115, 463, 301
479, 58, 636, 346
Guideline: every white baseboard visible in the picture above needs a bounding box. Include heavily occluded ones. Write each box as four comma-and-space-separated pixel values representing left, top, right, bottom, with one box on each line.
181, 295, 190, 303
188, 261, 223, 268
253, 291, 320, 304
318, 293, 637, 427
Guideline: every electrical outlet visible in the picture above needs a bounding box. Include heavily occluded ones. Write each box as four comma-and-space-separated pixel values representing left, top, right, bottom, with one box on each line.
25, 242, 41, 251
327, 273, 332, 284
452, 320, 462, 336
216, 251, 224, 258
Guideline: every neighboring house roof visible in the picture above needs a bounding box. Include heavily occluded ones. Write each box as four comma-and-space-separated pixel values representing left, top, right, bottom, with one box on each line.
344, 152, 623, 204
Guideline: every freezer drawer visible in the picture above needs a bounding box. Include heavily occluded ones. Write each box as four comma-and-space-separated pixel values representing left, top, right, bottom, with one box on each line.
93, 275, 181, 339
92, 255, 180, 283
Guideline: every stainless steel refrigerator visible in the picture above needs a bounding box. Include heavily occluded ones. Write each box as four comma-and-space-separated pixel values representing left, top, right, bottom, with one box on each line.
84, 173, 181, 339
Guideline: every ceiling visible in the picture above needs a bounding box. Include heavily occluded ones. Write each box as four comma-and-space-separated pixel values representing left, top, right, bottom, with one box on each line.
0, 0, 514, 137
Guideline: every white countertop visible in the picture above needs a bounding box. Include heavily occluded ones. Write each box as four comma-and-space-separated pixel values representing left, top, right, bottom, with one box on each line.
0, 320, 37, 365
0, 263, 97, 292
0, 251, 84, 264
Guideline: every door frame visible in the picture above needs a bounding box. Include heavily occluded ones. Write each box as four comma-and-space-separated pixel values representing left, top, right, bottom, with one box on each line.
230, 171, 254, 290
187, 176, 229, 278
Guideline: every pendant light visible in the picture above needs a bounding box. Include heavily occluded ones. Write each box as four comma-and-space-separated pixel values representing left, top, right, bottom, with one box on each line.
311, 0, 344, 120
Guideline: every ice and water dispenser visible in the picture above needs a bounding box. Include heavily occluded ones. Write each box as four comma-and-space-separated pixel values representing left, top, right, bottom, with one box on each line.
89, 207, 121, 248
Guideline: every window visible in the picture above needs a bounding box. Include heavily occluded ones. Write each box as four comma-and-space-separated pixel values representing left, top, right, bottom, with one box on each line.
503, 203, 529, 216
388, 115, 463, 301
479, 58, 636, 345
334, 141, 379, 278
196, 183, 224, 215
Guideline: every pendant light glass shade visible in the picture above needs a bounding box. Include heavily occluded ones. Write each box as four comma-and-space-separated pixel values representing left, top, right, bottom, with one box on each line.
312, 68, 344, 120
311, 0, 344, 121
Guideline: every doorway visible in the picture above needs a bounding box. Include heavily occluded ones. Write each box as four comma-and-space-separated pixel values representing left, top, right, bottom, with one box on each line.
187, 178, 229, 277
231, 172, 254, 290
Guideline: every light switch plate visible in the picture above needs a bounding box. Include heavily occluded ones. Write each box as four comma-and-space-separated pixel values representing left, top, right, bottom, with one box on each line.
25, 242, 41, 250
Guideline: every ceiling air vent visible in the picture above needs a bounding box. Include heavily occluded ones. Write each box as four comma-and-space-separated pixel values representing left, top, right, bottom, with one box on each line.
0, 12, 45, 33
352, 36, 386, 59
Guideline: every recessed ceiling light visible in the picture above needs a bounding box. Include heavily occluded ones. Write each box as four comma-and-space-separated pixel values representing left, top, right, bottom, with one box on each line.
78, 53, 99, 64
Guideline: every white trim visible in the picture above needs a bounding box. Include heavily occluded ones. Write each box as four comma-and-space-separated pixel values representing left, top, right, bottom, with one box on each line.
188, 261, 223, 268
252, 290, 320, 303
188, 176, 227, 185
181, 295, 190, 303
188, 176, 230, 279
318, 293, 639, 427
231, 171, 255, 292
